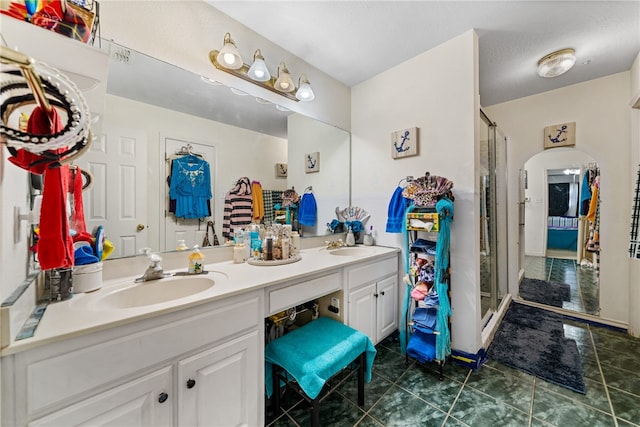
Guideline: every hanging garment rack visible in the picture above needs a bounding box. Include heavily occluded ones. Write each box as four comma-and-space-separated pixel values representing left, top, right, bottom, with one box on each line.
0, 45, 52, 115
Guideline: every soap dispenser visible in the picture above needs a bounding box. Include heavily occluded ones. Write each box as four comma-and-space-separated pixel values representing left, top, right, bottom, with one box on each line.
188, 245, 204, 274
363, 225, 375, 246
346, 226, 356, 247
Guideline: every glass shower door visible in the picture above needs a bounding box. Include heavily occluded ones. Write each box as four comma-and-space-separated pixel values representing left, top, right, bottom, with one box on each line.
480, 110, 508, 326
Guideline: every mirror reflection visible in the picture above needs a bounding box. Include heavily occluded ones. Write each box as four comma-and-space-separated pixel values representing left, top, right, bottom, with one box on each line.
76, 41, 350, 259
522, 148, 600, 316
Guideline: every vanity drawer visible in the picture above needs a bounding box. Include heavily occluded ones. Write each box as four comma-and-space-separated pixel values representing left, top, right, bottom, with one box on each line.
345, 256, 398, 290
268, 272, 341, 315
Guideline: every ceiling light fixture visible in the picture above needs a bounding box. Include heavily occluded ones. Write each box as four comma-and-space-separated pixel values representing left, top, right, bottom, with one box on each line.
209, 32, 314, 102
537, 48, 576, 78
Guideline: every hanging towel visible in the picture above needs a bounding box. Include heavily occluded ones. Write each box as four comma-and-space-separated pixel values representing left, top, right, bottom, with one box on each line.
386, 186, 407, 233
629, 164, 640, 259
252, 181, 264, 222
31, 107, 74, 270
298, 192, 317, 226
69, 167, 87, 235
580, 170, 591, 216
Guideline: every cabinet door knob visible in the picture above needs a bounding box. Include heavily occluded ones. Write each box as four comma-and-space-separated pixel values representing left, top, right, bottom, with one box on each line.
187, 378, 196, 389
373, 293, 379, 298
380, 291, 385, 296
158, 392, 169, 403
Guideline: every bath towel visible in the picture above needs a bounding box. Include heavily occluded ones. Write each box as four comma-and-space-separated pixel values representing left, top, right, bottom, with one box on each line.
30, 107, 74, 270
298, 192, 317, 226
264, 317, 376, 399
386, 186, 407, 233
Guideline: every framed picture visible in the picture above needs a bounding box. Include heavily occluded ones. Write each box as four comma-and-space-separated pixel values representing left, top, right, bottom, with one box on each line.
305, 152, 320, 173
275, 163, 288, 178
544, 122, 576, 149
391, 127, 418, 159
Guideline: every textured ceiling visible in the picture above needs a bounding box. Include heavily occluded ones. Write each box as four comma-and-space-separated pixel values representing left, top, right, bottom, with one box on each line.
207, 1, 640, 106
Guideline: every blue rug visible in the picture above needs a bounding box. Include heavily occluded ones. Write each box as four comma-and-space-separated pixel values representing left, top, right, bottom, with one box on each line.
488, 302, 586, 394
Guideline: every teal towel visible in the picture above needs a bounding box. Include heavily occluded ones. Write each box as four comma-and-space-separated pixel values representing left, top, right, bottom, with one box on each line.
265, 317, 376, 399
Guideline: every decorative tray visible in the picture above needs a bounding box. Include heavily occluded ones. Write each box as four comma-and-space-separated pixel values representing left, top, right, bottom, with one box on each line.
247, 253, 302, 266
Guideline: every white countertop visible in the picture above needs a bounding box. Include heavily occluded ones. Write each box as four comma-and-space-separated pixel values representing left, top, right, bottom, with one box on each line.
1, 245, 399, 356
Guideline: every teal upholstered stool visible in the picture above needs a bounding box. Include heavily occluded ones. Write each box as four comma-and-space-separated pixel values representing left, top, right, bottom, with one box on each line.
265, 317, 376, 427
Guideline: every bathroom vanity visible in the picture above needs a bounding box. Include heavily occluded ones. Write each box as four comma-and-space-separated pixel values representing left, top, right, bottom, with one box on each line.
1, 245, 399, 426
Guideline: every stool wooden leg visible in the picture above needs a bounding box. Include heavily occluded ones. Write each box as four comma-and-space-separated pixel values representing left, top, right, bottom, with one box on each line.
311, 397, 320, 427
272, 364, 281, 417
357, 352, 365, 406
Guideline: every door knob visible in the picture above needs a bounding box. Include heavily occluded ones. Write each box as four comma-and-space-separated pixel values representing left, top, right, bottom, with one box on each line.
137, 224, 146, 231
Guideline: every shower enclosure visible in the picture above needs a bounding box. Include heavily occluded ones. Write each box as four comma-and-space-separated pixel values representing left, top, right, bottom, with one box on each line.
479, 110, 509, 326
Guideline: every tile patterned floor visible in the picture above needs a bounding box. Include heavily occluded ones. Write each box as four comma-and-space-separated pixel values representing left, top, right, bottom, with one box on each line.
265, 326, 640, 426
523, 255, 600, 315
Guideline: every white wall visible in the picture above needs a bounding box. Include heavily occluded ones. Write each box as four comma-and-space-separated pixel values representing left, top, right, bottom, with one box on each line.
486, 72, 632, 325
100, 94, 287, 253
98, 0, 351, 132
523, 149, 595, 257
351, 30, 482, 355
287, 114, 351, 237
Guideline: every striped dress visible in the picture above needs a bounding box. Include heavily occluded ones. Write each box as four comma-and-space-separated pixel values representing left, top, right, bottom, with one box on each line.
223, 177, 253, 240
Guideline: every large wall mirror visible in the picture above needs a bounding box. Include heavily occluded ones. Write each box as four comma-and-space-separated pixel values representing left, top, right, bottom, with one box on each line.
76, 41, 350, 259
522, 148, 600, 316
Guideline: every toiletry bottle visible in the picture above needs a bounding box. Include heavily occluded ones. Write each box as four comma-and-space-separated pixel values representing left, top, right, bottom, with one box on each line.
233, 243, 245, 263
281, 233, 290, 260
264, 229, 274, 261
346, 226, 356, 247
363, 225, 375, 246
291, 231, 300, 255
188, 245, 204, 274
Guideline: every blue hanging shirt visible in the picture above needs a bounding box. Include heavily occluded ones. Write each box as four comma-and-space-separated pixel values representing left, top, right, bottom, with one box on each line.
169, 155, 212, 219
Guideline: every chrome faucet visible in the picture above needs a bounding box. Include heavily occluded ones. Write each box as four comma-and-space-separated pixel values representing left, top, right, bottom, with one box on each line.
136, 249, 172, 282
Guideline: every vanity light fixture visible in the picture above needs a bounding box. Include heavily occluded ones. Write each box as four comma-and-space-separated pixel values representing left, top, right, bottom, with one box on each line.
295, 74, 315, 102
247, 49, 271, 82
537, 48, 576, 78
209, 33, 315, 102
274, 62, 295, 93
216, 33, 244, 70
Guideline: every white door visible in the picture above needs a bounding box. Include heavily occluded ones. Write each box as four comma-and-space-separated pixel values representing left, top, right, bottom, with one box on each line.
162, 137, 216, 252
29, 367, 173, 427
177, 331, 260, 427
377, 275, 398, 341
77, 128, 147, 258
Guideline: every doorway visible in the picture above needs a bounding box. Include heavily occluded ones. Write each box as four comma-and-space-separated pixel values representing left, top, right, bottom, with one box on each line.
522, 149, 600, 316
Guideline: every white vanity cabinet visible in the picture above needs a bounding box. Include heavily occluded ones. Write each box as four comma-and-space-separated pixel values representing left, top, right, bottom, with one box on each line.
1, 291, 263, 427
346, 256, 399, 344
28, 366, 174, 427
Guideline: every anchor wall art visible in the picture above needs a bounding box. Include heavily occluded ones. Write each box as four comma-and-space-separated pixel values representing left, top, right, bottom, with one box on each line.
305, 152, 320, 173
391, 127, 418, 159
544, 121, 576, 149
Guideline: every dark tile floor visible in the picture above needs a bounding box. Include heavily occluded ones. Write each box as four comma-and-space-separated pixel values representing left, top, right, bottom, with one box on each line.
266, 325, 640, 426
523, 255, 600, 315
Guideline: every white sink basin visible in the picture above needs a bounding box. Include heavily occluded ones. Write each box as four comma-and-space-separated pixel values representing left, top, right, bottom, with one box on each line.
328, 247, 375, 256
94, 275, 220, 310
